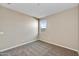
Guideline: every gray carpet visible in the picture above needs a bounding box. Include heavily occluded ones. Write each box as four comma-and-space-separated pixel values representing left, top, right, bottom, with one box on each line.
0, 40, 78, 56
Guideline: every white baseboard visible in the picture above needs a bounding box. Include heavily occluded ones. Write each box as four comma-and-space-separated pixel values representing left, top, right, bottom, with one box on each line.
0, 39, 37, 52
40, 40, 79, 53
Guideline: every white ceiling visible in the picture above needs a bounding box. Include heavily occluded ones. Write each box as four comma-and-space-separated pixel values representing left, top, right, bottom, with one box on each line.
0, 3, 78, 18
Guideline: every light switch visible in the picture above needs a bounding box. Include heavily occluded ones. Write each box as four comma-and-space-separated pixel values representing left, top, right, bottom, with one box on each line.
0, 32, 4, 35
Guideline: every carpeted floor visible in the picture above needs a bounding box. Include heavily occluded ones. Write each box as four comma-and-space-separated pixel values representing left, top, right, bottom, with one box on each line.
0, 40, 78, 56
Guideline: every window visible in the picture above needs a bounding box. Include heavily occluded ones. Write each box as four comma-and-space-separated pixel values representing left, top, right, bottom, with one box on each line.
40, 18, 47, 32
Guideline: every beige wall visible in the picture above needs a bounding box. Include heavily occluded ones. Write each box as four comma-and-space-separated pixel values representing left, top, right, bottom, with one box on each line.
40, 6, 79, 51
78, 6, 79, 53
0, 6, 38, 51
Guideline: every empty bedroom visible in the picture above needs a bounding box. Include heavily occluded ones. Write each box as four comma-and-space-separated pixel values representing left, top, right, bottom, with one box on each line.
0, 3, 79, 56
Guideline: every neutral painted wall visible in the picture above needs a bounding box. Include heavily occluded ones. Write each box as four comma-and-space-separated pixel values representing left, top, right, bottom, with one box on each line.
40, 6, 79, 51
78, 6, 79, 53
0, 6, 38, 51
